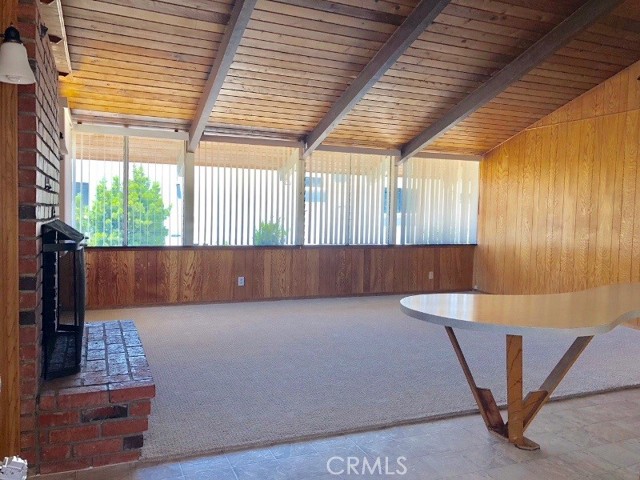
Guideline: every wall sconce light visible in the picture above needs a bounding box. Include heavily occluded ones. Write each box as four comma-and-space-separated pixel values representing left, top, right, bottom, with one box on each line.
0, 25, 36, 84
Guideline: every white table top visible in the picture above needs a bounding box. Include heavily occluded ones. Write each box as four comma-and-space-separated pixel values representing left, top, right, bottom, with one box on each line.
400, 284, 640, 336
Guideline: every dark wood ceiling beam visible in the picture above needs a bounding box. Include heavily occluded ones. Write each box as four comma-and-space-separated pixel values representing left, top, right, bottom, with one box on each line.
188, 0, 257, 152
399, 0, 625, 162
301, 0, 451, 158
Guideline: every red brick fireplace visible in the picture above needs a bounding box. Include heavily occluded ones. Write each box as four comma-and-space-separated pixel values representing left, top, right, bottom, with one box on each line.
17, 0, 62, 465
37, 322, 155, 474
15, 1, 155, 474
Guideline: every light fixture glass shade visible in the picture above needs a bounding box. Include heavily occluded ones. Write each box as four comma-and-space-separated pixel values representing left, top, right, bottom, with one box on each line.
0, 39, 36, 84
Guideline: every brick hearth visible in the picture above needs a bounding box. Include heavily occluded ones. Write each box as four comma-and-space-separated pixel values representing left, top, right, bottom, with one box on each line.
36, 321, 155, 475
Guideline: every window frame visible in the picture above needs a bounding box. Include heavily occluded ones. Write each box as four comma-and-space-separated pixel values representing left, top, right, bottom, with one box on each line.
69, 128, 480, 248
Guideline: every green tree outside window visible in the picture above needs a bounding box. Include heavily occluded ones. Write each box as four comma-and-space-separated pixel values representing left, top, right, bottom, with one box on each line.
75, 166, 171, 246
253, 221, 287, 246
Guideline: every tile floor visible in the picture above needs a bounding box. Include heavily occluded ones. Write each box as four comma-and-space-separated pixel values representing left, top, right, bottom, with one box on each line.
38, 387, 640, 480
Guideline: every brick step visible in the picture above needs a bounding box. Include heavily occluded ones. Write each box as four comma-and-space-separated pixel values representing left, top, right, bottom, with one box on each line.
35, 321, 155, 474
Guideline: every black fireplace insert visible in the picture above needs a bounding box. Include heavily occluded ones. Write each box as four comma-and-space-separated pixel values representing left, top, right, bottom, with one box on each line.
42, 220, 87, 380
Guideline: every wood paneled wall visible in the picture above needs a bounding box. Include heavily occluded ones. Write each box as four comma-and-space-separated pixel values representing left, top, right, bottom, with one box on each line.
0, 0, 21, 457
475, 60, 640, 302
85, 245, 474, 309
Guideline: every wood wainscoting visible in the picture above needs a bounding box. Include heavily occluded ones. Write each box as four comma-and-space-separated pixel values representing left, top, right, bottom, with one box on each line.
475, 59, 640, 308
85, 245, 474, 309
0, 0, 21, 457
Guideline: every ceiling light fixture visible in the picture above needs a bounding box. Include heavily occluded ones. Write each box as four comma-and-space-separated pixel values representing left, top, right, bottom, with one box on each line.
0, 24, 36, 84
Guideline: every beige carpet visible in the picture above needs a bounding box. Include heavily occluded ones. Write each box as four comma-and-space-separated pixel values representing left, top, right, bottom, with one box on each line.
87, 295, 640, 461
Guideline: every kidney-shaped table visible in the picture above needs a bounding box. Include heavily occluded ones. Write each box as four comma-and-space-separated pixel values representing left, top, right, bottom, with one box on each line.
400, 284, 640, 450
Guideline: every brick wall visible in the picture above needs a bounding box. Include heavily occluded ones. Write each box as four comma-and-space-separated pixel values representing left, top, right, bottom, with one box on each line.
16, 0, 61, 466
12, 5, 155, 475
37, 322, 155, 474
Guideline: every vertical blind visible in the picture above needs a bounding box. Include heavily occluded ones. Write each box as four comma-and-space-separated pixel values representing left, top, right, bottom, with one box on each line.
72, 133, 183, 246
305, 151, 350, 245
72, 134, 479, 247
400, 157, 479, 244
305, 151, 391, 245
194, 142, 298, 245
127, 137, 183, 246
350, 154, 391, 245
72, 133, 125, 246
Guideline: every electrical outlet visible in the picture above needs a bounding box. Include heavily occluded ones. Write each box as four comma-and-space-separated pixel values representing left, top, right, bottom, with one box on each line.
428, 271, 434, 280
237, 276, 245, 287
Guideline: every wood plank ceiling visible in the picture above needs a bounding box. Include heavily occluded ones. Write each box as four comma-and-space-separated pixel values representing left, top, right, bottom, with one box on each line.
59, 0, 640, 156
60, 0, 234, 129
208, 0, 418, 140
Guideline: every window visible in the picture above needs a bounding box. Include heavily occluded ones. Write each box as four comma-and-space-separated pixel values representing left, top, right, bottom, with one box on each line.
194, 142, 299, 246
71, 133, 183, 246
71, 133, 479, 248
305, 151, 391, 245
127, 137, 183, 246
72, 133, 125, 246
399, 157, 479, 245
74, 182, 89, 207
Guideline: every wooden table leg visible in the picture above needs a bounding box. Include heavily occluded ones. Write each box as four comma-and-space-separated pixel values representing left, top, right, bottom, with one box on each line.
445, 327, 507, 437
522, 336, 593, 430
506, 335, 539, 450
447, 328, 593, 451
